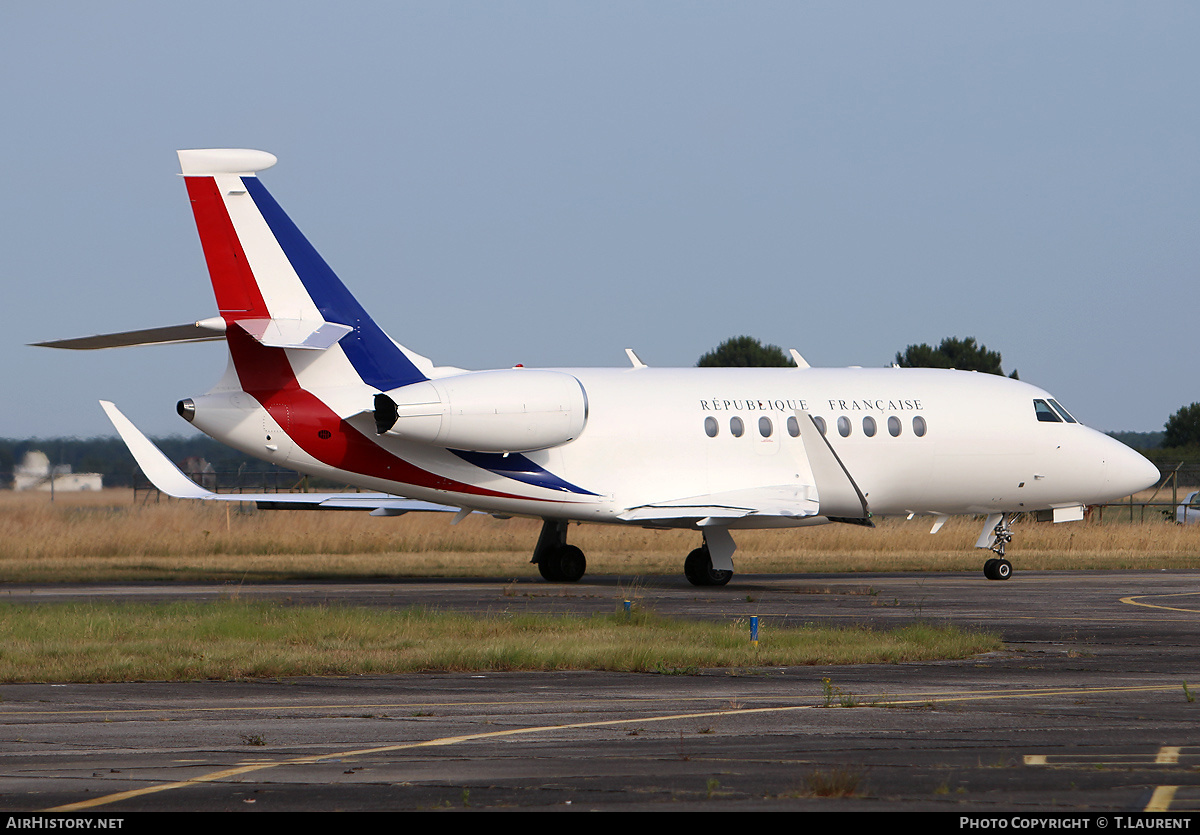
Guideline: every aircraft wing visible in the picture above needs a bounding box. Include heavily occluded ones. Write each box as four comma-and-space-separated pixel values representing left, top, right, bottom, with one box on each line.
99, 401, 458, 514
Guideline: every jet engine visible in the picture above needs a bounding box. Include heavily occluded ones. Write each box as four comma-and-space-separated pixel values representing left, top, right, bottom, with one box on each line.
373, 369, 588, 453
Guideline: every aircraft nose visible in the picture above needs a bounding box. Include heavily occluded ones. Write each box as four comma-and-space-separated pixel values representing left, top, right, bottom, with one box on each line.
1105, 442, 1160, 497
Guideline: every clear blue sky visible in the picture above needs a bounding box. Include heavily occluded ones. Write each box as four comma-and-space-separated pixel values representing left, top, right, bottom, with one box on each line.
4, 2, 1197, 438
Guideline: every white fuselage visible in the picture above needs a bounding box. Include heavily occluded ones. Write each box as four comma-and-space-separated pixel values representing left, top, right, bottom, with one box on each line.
189, 363, 1156, 527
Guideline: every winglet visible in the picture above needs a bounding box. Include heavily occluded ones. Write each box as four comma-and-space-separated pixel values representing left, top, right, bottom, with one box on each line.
100, 400, 465, 514
99, 401, 215, 499
795, 410, 871, 521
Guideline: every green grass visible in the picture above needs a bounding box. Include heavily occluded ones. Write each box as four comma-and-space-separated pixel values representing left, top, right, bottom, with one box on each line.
0, 601, 1000, 682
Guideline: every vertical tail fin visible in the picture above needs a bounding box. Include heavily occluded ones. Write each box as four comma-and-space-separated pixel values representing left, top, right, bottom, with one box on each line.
177, 149, 429, 392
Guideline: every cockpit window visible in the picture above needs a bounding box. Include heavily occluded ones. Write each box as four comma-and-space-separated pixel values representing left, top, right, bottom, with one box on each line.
1033, 399, 1062, 422
1048, 399, 1078, 423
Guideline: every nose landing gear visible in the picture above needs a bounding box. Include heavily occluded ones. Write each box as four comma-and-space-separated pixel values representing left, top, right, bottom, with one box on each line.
980, 513, 1017, 581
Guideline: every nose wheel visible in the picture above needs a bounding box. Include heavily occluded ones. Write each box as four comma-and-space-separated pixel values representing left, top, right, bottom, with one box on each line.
983, 557, 1012, 581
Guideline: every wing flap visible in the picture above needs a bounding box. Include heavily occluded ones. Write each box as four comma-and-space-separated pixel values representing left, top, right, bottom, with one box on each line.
618, 484, 820, 523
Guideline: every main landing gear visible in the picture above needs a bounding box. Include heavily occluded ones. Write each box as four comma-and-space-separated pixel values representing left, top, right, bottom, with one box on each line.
684, 546, 732, 586
532, 519, 586, 583
982, 513, 1015, 581
532, 520, 740, 587
684, 528, 737, 587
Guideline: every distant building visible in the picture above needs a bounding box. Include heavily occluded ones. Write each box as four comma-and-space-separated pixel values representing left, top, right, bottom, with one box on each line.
12, 451, 103, 492
182, 457, 217, 491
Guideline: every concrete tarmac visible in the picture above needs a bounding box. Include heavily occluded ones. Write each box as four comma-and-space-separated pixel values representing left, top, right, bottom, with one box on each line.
1, 570, 1199, 812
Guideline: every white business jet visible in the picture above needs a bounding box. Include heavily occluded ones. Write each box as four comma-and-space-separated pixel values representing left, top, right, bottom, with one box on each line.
37, 149, 1160, 585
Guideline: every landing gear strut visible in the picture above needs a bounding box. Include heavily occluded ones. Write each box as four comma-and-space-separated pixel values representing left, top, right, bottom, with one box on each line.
982, 513, 1015, 581
532, 519, 586, 583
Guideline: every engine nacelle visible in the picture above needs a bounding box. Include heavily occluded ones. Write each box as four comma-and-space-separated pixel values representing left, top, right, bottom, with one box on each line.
374, 369, 588, 453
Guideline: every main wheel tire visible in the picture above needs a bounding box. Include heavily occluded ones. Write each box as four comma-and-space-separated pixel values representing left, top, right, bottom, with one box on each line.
685, 548, 710, 586
684, 548, 734, 587
538, 550, 562, 581
556, 545, 586, 582
983, 558, 998, 580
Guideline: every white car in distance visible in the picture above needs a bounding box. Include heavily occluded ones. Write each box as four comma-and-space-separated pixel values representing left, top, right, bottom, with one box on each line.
1178, 491, 1200, 524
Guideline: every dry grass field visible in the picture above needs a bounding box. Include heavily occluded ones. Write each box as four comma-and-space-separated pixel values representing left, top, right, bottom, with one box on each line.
0, 488, 1195, 582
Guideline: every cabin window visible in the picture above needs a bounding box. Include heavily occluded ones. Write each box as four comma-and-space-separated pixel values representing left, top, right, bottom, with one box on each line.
1033, 399, 1062, 423
704, 416, 719, 437
837, 416, 851, 437
1048, 399, 1078, 423
813, 416, 827, 435
759, 416, 773, 437
913, 415, 927, 437
787, 415, 800, 437
862, 416, 877, 437
888, 416, 901, 437
730, 416, 744, 437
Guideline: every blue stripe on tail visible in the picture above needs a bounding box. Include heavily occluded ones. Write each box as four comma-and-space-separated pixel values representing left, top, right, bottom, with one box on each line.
242, 177, 426, 391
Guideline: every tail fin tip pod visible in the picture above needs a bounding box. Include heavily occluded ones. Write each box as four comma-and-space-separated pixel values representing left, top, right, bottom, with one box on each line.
177, 149, 278, 176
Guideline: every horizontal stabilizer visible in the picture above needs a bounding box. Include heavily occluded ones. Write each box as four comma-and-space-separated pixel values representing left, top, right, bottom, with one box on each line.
32, 318, 226, 350
234, 318, 353, 350
99, 400, 458, 513
35, 316, 353, 352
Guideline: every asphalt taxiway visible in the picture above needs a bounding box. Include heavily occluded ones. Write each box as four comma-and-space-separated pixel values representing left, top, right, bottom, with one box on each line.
1, 570, 1198, 812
